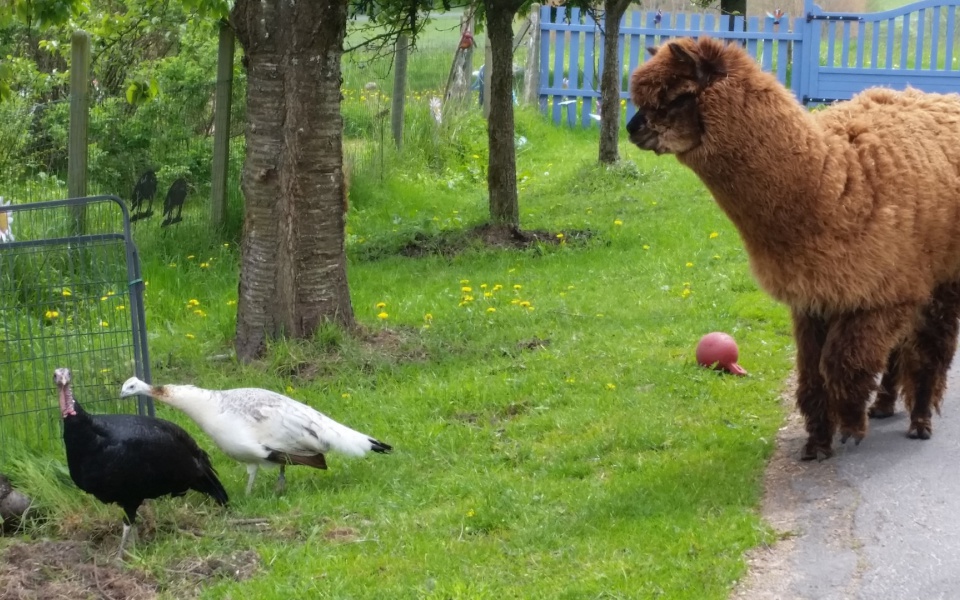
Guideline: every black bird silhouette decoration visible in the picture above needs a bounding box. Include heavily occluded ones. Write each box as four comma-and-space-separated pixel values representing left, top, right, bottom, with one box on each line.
129, 169, 157, 222
161, 178, 188, 227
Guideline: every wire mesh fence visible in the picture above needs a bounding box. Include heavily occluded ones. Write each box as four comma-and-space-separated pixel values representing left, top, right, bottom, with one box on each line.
0, 196, 152, 460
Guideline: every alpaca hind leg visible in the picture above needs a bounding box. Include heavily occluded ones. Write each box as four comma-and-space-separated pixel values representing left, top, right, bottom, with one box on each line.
868, 347, 901, 419
822, 305, 913, 446
902, 281, 960, 439
792, 310, 833, 461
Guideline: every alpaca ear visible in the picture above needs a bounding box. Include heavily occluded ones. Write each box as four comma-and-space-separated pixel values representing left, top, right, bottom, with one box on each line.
668, 42, 698, 69
647, 46, 659, 57
668, 40, 726, 86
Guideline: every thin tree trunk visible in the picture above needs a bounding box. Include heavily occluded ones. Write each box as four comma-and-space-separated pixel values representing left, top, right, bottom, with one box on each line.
231, 0, 355, 362
598, 0, 632, 164
485, 6, 520, 226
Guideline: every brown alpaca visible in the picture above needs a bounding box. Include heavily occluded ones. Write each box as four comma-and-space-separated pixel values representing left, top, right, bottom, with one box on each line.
626, 36, 960, 460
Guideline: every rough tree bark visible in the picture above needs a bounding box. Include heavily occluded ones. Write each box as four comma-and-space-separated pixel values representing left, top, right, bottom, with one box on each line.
598, 0, 633, 164
484, 0, 524, 226
230, 0, 355, 362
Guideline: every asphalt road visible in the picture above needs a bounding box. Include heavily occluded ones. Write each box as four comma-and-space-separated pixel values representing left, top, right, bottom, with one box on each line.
732, 364, 960, 600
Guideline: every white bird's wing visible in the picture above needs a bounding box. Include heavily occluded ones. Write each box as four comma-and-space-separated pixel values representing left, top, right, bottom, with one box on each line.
219, 388, 335, 456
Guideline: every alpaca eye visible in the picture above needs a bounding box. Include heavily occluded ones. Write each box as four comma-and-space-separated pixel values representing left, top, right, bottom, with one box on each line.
668, 93, 696, 108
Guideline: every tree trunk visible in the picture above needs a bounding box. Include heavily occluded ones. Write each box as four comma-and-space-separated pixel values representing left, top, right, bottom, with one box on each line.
598, 0, 631, 164
484, 4, 520, 226
231, 0, 355, 362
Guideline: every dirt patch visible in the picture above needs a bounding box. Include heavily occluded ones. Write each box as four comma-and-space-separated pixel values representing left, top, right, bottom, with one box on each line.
0, 540, 158, 600
168, 550, 261, 585
397, 224, 594, 258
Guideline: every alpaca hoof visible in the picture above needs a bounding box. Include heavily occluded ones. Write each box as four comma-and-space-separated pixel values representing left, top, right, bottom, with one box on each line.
801, 439, 833, 461
839, 427, 866, 446
867, 404, 896, 419
908, 420, 933, 440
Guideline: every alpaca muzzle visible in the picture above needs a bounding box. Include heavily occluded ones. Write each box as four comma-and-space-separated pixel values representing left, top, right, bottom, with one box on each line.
626, 110, 660, 153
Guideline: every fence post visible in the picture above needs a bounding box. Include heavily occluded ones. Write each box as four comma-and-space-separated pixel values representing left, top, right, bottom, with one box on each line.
210, 20, 235, 229
392, 34, 409, 149
68, 30, 90, 230
523, 4, 541, 105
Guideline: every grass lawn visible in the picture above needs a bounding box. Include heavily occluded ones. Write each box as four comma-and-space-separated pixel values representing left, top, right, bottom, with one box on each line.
0, 104, 795, 598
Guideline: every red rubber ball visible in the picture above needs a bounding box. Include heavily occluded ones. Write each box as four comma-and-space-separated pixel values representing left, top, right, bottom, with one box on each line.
696, 332, 747, 376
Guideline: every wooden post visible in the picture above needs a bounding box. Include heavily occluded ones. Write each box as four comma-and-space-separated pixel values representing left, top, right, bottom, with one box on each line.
68, 30, 90, 230
210, 20, 235, 229
482, 41, 493, 118
523, 5, 541, 105
391, 34, 409, 149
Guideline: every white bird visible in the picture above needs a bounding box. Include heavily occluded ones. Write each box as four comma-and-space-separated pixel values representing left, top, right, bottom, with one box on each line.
119, 377, 392, 495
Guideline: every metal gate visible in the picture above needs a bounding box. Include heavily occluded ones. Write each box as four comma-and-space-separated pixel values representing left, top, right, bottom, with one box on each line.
0, 195, 153, 459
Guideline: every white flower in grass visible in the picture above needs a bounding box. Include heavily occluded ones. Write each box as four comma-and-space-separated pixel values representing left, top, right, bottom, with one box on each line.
0, 197, 13, 243
429, 96, 442, 125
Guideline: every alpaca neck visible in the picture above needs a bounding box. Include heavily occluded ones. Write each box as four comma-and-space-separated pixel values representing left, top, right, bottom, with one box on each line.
154, 384, 220, 425
681, 77, 831, 246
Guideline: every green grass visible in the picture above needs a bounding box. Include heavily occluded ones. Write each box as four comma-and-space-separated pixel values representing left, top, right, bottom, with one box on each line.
0, 107, 795, 598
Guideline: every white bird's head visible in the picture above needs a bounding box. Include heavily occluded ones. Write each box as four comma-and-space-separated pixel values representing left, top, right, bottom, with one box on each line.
119, 376, 153, 398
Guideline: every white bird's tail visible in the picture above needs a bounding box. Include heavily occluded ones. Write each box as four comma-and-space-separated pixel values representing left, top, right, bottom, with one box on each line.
325, 418, 393, 457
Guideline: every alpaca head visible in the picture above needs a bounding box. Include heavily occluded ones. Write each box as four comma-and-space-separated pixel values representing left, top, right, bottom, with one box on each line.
626, 37, 732, 156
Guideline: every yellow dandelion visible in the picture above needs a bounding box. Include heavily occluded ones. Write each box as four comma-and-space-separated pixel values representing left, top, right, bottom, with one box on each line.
519, 301, 531, 308
606, 383, 616, 390
513, 284, 522, 290
227, 300, 237, 306
709, 232, 719, 239
463, 295, 475, 302
466, 509, 476, 517
566, 377, 576, 383
193, 309, 207, 317
169, 262, 177, 268
510, 299, 520, 305
200, 262, 210, 269
483, 292, 493, 298
101, 296, 109, 301
614, 220, 623, 226
44, 310, 59, 319
643, 244, 650, 250
376, 301, 386, 309
460, 279, 470, 284
486, 307, 496, 313
100, 368, 111, 374
681, 289, 692, 298
556, 233, 564, 240
61, 288, 72, 297
223, 243, 230, 247
461, 286, 472, 293
424, 313, 433, 321
377, 311, 388, 320
286, 386, 295, 394
493, 284, 503, 291
100, 320, 109, 327
341, 393, 351, 399
115, 305, 125, 311
187, 255, 195, 260
686, 262, 694, 268
713, 254, 721, 259
480, 284, 488, 289
185, 333, 195, 339
188, 299, 200, 306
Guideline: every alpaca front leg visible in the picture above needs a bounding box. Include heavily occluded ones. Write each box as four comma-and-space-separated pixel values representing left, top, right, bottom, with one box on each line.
792, 310, 833, 460
821, 306, 913, 447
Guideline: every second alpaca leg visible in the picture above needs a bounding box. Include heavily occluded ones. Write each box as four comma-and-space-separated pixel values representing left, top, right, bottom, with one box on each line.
868, 348, 902, 419
821, 305, 914, 446
899, 280, 960, 439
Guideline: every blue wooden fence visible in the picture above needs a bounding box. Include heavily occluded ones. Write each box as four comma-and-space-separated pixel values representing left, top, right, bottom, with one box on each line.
540, 0, 960, 126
